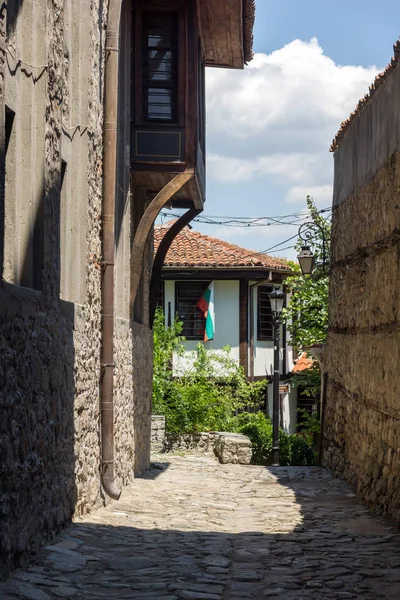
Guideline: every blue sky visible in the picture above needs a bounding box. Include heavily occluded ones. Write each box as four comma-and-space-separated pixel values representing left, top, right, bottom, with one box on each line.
255, 0, 400, 68
163, 1, 398, 260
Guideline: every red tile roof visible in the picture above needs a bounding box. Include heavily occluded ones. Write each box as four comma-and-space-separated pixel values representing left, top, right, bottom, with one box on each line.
292, 352, 315, 374
330, 40, 400, 152
154, 222, 291, 271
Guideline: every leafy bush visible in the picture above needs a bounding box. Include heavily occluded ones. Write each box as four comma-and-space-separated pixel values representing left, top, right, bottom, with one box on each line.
289, 434, 317, 466
296, 407, 321, 446
227, 411, 317, 466
152, 309, 317, 466
152, 308, 264, 434
152, 308, 185, 416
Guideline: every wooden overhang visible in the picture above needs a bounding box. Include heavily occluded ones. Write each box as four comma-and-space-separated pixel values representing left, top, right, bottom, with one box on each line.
198, 0, 255, 69
130, 0, 255, 213
160, 267, 291, 282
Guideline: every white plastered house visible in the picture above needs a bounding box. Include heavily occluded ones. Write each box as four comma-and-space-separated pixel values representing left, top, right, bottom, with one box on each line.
154, 222, 309, 433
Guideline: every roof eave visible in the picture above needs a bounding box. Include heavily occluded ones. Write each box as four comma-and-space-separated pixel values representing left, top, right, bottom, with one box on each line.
199, 0, 255, 70
162, 265, 292, 273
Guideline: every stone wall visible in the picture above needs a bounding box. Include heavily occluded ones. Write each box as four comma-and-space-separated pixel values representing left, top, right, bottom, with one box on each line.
164, 432, 220, 453
0, 0, 153, 579
324, 61, 400, 524
162, 431, 252, 465
151, 415, 166, 452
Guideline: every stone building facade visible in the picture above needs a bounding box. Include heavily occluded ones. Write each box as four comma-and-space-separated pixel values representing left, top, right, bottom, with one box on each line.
0, 0, 152, 578
323, 42, 400, 524
0, 0, 255, 580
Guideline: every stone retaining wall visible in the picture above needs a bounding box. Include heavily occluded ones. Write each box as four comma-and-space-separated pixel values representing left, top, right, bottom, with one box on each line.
151, 416, 166, 452
163, 432, 220, 453
160, 430, 252, 465
325, 61, 400, 524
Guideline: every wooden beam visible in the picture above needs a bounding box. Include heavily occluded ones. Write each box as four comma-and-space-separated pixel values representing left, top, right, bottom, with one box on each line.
130, 172, 193, 318
161, 269, 287, 280
149, 206, 201, 327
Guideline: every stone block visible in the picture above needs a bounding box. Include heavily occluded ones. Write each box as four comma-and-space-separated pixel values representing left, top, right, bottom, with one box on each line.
213, 433, 252, 465
151, 415, 166, 452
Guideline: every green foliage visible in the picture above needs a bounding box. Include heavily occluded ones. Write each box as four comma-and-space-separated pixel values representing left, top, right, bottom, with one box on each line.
291, 362, 321, 397
152, 309, 317, 466
296, 408, 321, 446
281, 196, 330, 352
227, 411, 317, 467
289, 435, 318, 466
152, 309, 265, 434
152, 308, 185, 415
281, 195, 330, 406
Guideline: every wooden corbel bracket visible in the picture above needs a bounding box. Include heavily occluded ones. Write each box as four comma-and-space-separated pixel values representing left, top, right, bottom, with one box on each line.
130, 172, 194, 319
149, 205, 202, 327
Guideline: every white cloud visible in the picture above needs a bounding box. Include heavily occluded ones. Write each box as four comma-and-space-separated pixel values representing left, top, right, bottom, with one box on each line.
207, 152, 330, 185
206, 38, 380, 208
212, 222, 298, 244
285, 184, 333, 205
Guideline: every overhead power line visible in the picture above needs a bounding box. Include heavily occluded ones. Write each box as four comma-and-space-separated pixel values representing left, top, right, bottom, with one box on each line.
158, 206, 331, 260
160, 207, 332, 228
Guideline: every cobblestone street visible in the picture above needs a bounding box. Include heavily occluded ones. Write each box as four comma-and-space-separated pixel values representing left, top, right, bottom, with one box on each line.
1, 454, 400, 600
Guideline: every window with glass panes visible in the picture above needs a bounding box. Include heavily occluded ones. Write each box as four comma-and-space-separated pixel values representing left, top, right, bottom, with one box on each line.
175, 281, 208, 340
142, 11, 178, 122
257, 285, 273, 341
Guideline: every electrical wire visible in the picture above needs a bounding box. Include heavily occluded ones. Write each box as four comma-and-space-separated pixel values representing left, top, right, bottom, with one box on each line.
159, 207, 332, 229
157, 207, 331, 260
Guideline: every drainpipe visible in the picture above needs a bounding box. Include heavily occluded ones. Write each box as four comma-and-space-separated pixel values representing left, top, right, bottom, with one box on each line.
100, 0, 123, 501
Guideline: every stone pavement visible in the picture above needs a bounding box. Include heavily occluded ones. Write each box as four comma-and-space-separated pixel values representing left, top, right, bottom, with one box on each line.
1, 454, 400, 599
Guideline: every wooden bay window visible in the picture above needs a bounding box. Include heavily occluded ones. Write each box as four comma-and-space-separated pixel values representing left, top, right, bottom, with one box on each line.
131, 0, 206, 209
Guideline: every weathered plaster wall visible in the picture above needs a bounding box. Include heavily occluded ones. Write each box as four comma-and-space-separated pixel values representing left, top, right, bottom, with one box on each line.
324, 64, 400, 523
0, 0, 152, 579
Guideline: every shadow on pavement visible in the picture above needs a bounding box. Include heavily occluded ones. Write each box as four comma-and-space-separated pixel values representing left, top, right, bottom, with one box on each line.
1, 464, 400, 599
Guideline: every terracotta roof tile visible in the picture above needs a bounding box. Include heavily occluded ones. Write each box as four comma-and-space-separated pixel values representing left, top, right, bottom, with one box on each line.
154, 222, 291, 271
330, 40, 400, 153
292, 352, 315, 374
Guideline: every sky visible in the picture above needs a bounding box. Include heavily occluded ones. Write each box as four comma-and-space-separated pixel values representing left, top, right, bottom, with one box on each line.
162, 0, 400, 261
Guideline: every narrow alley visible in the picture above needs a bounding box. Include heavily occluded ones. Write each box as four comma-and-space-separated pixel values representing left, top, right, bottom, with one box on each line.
1, 455, 399, 600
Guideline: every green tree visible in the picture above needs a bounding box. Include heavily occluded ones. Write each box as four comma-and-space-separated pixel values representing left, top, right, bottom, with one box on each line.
281, 196, 330, 441
282, 196, 330, 351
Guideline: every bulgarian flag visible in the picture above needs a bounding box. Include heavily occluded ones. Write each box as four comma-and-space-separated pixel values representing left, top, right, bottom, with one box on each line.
196, 282, 215, 342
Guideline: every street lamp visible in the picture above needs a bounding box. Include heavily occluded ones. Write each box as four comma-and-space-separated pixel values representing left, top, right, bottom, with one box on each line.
268, 287, 285, 467
296, 222, 328, 276
297, 244, 315, 276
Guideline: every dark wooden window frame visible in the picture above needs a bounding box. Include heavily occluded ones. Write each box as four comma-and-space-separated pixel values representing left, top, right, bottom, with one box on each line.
257, 285, 273, 341
175, 280, 209, 340
141, 11, 178, 122
134, 0, 187, 127
157, 280, 165, 311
